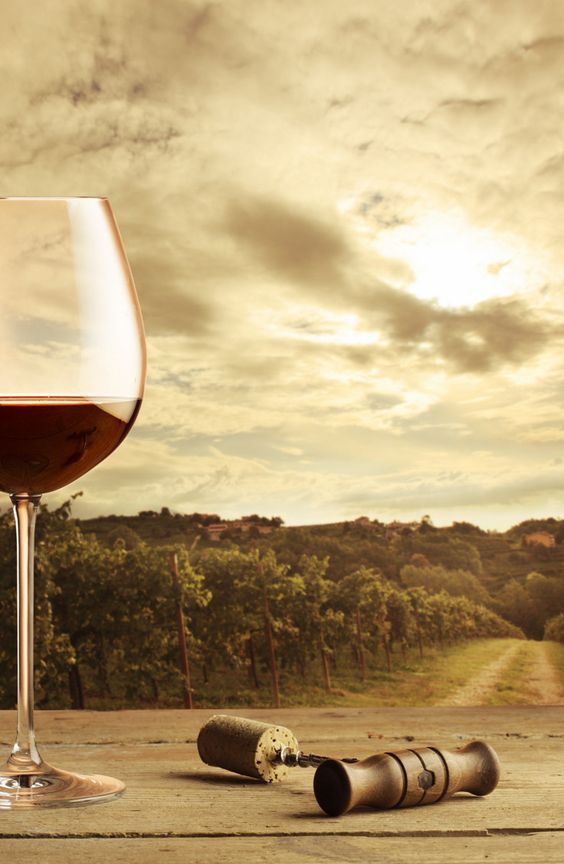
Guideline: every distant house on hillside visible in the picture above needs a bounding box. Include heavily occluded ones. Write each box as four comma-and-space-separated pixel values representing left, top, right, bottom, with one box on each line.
205, 519, 275, 542
522, 531, 556, 548
385, 520, 420, 540
206, 523, 228, 541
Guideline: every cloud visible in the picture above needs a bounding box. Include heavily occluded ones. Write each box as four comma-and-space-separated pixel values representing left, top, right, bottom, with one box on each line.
224, 192, 554, 374
430, 298, 553, 373
130, 247, 216, 337
225, 197, 350, 288
2, 0, 564, 529
0, 28, 182, 171
54, 422, 564, 532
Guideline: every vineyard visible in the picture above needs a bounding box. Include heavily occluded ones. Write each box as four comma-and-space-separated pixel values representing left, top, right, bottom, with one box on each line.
0, 503, 531, 710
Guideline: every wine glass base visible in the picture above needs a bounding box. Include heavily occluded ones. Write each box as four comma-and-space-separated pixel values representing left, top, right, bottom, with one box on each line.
0, 760, 125, 808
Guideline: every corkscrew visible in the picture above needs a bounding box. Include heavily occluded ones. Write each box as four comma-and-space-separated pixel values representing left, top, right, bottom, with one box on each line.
197, 714, 501, 816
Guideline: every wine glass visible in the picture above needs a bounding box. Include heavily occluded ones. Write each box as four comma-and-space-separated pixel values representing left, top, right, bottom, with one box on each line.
0, 197, 146, 807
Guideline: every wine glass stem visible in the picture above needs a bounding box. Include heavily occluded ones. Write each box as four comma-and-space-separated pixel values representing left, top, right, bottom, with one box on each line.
9, 493, 42, 771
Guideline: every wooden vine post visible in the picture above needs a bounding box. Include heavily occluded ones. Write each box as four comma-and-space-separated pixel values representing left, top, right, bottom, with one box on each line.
170, 551, 193, 709
316, 604, 331, 691
247, 632, 260, 688
381, 620, 392, 673
414, 609, 424, 658
319, 635, 332, 692
260, 560, 281, 709
68, 663, 85, 710
355, 606, 366, 680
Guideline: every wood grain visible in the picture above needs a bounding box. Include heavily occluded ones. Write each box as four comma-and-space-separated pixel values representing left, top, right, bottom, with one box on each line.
0, 836, 561, 864
0, 708, 561, 861
1, 705, 562, 745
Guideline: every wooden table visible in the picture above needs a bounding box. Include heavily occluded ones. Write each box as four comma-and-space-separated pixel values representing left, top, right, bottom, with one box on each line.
0, 706, 562, 862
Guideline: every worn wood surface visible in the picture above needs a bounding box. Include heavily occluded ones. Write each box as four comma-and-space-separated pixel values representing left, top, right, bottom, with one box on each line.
0, 707, 562, 862
0, 836, 562, 864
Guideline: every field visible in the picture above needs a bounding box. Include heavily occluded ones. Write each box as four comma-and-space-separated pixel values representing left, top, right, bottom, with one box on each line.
3, 506, 564, 711
98, 637, 562, 711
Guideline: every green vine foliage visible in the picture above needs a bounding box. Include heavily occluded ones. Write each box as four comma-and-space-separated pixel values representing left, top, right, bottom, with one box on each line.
0, 504, 526, 708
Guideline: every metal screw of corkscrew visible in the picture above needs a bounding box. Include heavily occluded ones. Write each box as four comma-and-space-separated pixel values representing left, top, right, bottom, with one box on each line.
274, 746, 358, 768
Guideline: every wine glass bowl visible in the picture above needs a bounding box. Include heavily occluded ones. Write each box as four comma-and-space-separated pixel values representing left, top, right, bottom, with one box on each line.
0, 397, 141, 495
0, 197, 146, 807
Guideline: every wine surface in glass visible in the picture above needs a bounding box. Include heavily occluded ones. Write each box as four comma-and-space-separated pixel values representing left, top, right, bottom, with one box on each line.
0, 397, 141, 494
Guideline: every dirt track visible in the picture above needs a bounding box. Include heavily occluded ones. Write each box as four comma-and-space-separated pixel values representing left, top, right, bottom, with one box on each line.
438, 641, 564, 706
526, 641, 563, 705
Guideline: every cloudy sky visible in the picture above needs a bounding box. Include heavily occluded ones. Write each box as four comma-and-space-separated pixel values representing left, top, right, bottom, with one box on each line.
3, 0, 564, 529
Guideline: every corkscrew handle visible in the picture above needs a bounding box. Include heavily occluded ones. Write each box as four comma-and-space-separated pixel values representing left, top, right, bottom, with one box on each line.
313, 740, 500, 816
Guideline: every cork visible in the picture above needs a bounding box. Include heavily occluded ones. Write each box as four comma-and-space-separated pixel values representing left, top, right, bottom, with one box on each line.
197, 714, 300, 782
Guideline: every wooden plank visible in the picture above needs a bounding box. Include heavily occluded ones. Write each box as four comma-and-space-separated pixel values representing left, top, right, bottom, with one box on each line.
0, 707, 561, 846
0, 835, 563, 864
0, 738, 562, 836
1, 706, 563, 746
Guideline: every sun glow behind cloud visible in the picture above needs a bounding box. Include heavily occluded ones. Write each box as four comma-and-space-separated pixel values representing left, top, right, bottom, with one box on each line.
373, 210, 541, 308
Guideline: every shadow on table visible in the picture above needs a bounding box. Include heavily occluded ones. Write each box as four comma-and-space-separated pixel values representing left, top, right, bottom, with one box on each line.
167, 769, 261, 786
289, 793, 488, 820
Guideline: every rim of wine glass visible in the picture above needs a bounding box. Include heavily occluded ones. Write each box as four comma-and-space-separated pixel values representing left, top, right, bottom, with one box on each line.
0, 196, 108, 201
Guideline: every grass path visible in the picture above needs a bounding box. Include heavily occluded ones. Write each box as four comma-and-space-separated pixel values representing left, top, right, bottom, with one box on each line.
332, 638, 524, 708
436, 640, 522, 706
346, 638, 564, 708
437, 639, 564, 707
524, 641, 563, 704
192, 638, 564, 709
